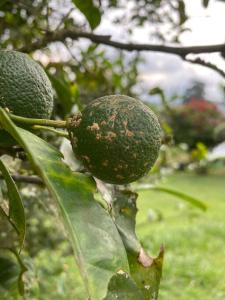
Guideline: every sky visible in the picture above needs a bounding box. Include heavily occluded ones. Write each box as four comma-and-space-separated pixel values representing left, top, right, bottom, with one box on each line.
95, 0, 225, 103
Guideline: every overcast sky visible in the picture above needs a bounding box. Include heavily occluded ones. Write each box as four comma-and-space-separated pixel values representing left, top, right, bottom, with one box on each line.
96, 0, 225, 103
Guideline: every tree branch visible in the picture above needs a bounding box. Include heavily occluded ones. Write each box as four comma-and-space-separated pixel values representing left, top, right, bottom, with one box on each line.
20, 29, 225, 56
0, 174, 43, 185
184, 57, 225, 78
19, 29, 225, 78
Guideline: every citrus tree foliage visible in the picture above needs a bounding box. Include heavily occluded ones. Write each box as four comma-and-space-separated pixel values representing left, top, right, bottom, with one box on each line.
0, 108, 165, 299
0, 1, 218, 299
0, 0, 202, 119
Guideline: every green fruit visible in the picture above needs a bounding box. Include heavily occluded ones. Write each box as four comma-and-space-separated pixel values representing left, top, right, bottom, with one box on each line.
0, 50, 53, 118
0, 50, 54, 147
68, 95, 162, 184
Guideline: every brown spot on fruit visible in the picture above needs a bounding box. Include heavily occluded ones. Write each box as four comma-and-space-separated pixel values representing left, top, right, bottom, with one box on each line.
104, 131, 116, 141
125, 129, 134, 137
101, 120, 107, 126
87, 122, 100, 131
96, 133, 102, 140
70, 113, 82, 128
109, 114, 117, 122
123, 120, 128, 127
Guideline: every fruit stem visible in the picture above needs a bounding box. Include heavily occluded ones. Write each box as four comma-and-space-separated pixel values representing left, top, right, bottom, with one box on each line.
9, 114, 67, 128
32, 125, 69, 138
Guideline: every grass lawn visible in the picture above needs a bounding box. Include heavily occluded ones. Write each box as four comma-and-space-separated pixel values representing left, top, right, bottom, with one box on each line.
136, 172, 225, 300
25, 172, 225, 300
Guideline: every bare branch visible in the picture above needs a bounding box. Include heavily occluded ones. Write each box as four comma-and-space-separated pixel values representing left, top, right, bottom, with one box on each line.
54, 7, 74, 32
20, 29, 225, 57
0, 174, 43, 185
19, 29, 225, 78
184, 57, 225, 78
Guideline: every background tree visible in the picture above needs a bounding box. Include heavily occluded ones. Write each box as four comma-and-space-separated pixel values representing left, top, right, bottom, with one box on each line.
183, 80, 205, 103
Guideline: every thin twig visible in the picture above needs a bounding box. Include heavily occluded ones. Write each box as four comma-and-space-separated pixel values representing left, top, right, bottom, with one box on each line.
9, 114, 67, 128
184, 57, 225, 78
55, 7, 74, 32
46, 3, 50, 32
32, 125, 69, 138
0, 174, 43, 185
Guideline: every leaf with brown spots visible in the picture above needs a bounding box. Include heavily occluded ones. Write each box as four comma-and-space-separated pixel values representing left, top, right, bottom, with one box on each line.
111, 188, 164, 300
0, 108, 130, 300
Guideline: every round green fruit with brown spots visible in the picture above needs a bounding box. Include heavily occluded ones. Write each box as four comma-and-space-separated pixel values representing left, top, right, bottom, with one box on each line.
68, 95, 162, 184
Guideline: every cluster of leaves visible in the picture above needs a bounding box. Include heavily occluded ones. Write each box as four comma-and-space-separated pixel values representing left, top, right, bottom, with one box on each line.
168, 98, 225, 148
0, 0, 50, 50
0, 107, 207, 299
47, 45, 141, 117
0, 0, 192, 48
0, 108, 165, 299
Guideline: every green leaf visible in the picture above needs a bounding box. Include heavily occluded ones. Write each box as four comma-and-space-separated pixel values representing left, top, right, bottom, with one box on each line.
0, 159, 26, 251
0, 207, 16, 249
128, 247, 164, 300
0, 248, 27, 297
178, 0, 187, 25
152, 186, 207, 211
104, 273, 144, 300
111, 190, 141, 254
149, 87, 173, 113
0, 0, 8, 9
72, 0, 101, 29
47, 72, 81, 115
0, 108, 129, 300
111, 189, 164, 300
149, 87, 164, 97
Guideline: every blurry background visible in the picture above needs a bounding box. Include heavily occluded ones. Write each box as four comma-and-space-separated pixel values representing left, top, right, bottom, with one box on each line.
0, 0, 225, 299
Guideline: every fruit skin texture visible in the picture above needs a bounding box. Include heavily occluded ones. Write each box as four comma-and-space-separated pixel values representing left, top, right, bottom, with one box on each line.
0, 50, 53, 119
68, 95, 162, 184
